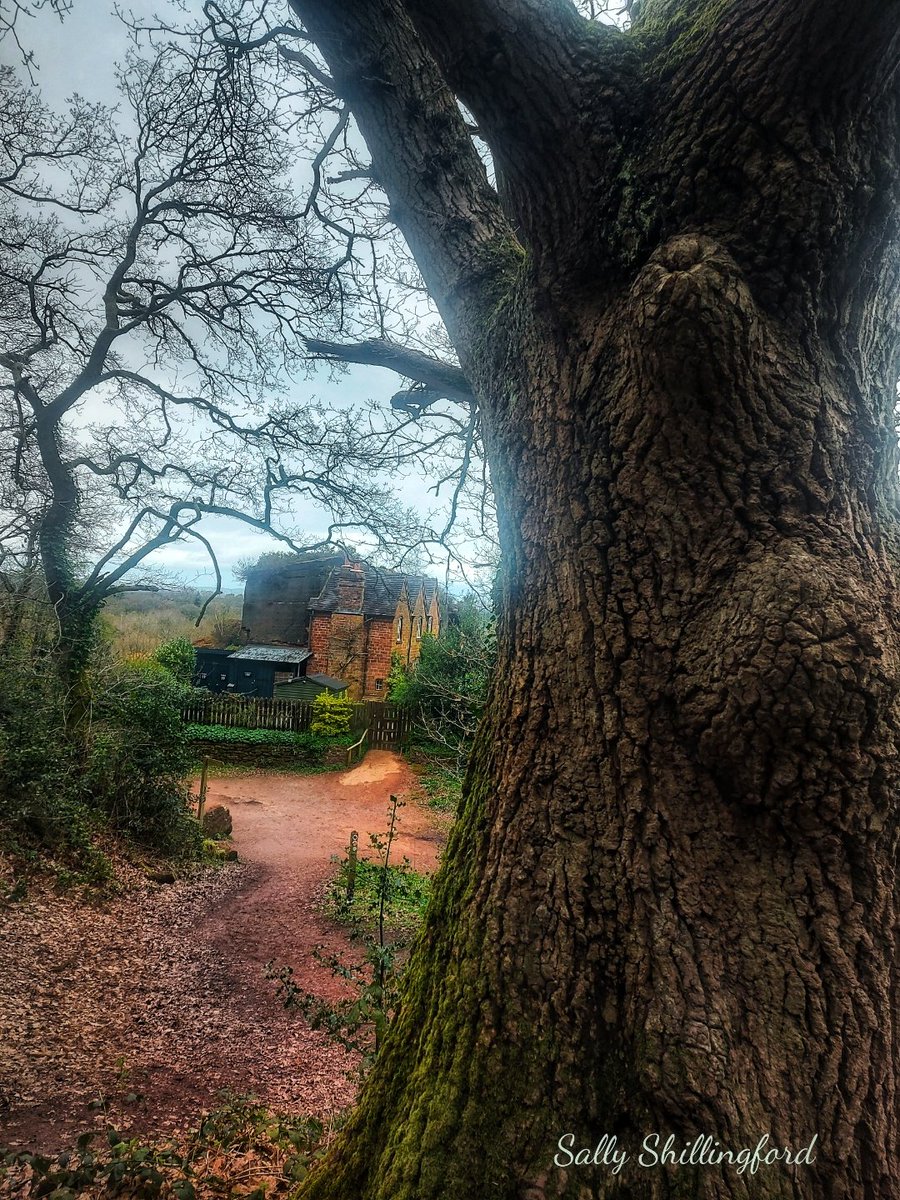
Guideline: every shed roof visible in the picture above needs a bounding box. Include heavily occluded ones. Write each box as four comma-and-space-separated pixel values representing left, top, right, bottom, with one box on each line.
229, 645, 312, 665
306, 673, 349, 691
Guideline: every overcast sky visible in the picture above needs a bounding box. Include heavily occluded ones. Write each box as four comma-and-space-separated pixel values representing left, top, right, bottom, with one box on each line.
10, 2, 457, 590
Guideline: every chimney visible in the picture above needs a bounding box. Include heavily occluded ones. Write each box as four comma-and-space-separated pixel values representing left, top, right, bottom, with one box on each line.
337, 560, 365, 611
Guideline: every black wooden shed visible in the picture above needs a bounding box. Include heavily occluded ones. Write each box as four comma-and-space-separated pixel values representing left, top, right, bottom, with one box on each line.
193, 645, 312, 698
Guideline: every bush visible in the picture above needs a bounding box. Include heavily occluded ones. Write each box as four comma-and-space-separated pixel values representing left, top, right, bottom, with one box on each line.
85, 660, 201, 857
185, 725, 331, 750
310, 690, 354, 736
0, 646, 96, 859
152, 636, 197, 684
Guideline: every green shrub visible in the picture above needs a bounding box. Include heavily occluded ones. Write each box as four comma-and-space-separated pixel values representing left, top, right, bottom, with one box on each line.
85, 660, 201, 857
185, 725, 330, 751
310, 690, 354, 736
0, 641, 97, 861
152, 636, 197, 685
386, 651, 412, 702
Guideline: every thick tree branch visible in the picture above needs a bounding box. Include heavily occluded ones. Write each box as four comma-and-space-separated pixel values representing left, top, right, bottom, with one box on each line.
640, 0, 900, 116
303, 336, 474, 405
401, 1, 597, 157
402, 0, 638, 253
288, 0, 519, 344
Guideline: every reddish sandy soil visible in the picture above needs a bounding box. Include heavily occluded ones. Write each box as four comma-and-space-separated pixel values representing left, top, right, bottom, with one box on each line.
0, 752, 444, 1152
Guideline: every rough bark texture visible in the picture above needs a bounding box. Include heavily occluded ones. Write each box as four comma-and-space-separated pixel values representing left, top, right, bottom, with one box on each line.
30, 402, 99, 722
288, 1, 900, 1196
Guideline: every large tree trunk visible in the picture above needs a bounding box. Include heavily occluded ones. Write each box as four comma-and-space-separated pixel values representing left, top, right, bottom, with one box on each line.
292, 2, 900, 1196
31, 407, 98, 731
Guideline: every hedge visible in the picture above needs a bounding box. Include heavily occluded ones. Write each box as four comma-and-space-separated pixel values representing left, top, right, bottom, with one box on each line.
185, 725, 356, 767
184, 725, 329, 750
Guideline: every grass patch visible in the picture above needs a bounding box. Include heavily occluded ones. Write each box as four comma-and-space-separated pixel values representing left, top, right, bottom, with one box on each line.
403, 739, 465, 813
417, 763, 463, 812
328, 856, 431, 938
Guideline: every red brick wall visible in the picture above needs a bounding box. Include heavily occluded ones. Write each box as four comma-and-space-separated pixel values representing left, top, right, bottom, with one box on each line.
308, 613, 331, 675
362, 618, 395, 697
326, 612, 365, 696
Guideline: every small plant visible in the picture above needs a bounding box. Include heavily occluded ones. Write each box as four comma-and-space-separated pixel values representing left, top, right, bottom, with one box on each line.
309, 690, 354, 737
268, 795, 430, 1068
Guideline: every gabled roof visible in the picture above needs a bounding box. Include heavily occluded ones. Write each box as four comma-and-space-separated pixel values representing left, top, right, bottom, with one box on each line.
229, 645, 312, 665
310, 562, 436, 619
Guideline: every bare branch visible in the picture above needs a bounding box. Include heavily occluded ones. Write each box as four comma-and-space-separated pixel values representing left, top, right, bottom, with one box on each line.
303, 336, 474, 405
288, 0, 519, 343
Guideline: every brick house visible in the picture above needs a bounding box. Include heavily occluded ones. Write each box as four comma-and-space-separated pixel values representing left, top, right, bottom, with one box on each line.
237, 553, 443, 700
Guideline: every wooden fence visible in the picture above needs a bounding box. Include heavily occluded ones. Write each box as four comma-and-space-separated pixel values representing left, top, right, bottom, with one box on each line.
182, 695, 314, 731
357, 701, 414, 747
182, 695, 414, 746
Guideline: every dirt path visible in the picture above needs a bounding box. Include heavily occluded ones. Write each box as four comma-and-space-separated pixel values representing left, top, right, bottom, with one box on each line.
0, 752, 443, 1152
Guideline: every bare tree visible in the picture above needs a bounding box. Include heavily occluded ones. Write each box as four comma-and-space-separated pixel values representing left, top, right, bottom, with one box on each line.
0, 30, 425, 722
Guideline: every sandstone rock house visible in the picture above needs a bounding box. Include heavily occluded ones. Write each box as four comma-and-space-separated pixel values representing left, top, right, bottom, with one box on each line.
195, 553, 443, 701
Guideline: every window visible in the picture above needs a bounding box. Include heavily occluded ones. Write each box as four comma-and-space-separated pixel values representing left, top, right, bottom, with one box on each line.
396, 616, 403, 643
375, 678, 384, 691
416, 616, 423, 640
426, 615, 433, 633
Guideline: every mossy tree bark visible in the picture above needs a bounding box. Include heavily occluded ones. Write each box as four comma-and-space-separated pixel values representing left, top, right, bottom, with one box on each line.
288, 1, 900, 1196
29, 399, 100, 732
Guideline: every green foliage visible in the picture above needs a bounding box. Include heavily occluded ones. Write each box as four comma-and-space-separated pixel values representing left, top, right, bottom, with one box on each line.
331, 857, 431, 932
416, 761, 464, 813
84, 660, 201, 857
152, 636, 196, 685
0, 1097, 329, 1197
309, 690, 354, 736
385, 651, 412, 703
395, 596, 495, 771
186, 725, 337, 752
0, 639, 101, 866
0, 630, 204, 867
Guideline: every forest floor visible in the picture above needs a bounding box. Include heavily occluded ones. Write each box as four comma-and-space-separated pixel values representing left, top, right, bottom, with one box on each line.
0, 751, 445, 1154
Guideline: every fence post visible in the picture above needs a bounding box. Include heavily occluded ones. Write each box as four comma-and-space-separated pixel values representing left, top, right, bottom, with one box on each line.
197, 757, 209, 826
346, 831, 359, 903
